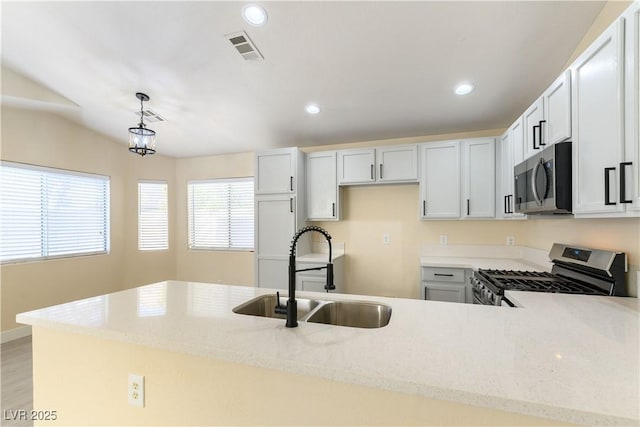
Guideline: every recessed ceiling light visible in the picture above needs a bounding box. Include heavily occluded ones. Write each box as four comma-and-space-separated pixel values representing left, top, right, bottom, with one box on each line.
305, 104, 320, 115
454, 83, 474, 96
242, 4, 268, 27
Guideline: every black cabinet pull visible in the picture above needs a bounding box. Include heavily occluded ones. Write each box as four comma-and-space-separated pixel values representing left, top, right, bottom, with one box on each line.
380, 164, 384, 179
370, 164, 374, 180
620, 162, 632, 204
466, 199, 470, 215
290, 176, 293, 191
332, 202, 336, 217
532, 125, 540, 150
538, 120, 546, 146
504, 195, 508, 214
604, 167, 616, 206
290, 197, 294, 213
423, 200, 426, 216
434, 273, 454, 277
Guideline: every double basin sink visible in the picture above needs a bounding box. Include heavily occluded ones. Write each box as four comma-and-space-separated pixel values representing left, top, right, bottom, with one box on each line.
233, 294, 392, 329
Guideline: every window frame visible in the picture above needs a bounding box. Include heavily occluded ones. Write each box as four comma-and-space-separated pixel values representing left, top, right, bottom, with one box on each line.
138, 180, 169, 252
187, 177, 254, 252
0, 161, 110, 264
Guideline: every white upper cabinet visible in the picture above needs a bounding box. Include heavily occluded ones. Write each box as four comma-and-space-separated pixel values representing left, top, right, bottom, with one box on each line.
420, 141, 461, 219
376, 145, 419, 183
543, 70, 572, 146
523, 71, 572, 161
306, 151, 339, 220
572, 19, 626, 215
255, 148, 298, 194
337, 144, 418, 185
624, 1, 640, 211
523, 98, 545, 160
511, 117, 525, 167
337, 148, 376, 184
462, 138, 495, 218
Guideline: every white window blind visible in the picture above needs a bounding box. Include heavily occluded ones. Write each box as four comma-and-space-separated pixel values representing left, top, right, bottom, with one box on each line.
187, 178, 254, 250
0, 161, 110, 263
138, 181, 168, 251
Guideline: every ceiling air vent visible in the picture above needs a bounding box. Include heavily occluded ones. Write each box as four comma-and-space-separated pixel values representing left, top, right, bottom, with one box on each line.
227, 31, 264, 61
134, 109, 166, 123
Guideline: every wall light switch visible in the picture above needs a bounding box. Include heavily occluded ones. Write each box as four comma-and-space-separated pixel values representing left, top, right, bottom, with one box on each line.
128, 374, 145, 408
439, 235, 448, 245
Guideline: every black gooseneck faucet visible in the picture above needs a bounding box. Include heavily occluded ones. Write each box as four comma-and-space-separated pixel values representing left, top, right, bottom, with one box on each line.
274, 226, 335, 328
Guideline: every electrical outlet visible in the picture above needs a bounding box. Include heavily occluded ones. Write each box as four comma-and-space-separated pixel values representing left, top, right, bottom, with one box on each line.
128, 374, 145, 408
506, 236, 515, 246
439, 235, 448, 245
383, 234, 390, 245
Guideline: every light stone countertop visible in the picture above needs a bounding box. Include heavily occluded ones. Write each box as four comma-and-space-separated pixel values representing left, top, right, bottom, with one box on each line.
17, 281, 639, 426
419, 244, 553, 272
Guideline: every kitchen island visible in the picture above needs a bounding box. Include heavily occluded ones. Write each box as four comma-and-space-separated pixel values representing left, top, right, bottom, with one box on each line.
17, 281, 639, 426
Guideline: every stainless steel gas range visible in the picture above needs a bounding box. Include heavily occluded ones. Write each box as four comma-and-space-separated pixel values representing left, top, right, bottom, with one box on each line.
471, 243, 628, 307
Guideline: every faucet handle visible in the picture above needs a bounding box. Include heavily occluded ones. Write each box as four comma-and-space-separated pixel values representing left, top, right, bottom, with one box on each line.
274, 291, 287, 314
325, 262, 336, 292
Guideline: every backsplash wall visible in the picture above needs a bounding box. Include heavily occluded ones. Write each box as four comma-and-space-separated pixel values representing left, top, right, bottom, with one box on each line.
314, 185, 639, 299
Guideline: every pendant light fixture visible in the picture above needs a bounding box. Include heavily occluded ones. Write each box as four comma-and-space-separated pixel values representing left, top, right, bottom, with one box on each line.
128, 92, 156, 156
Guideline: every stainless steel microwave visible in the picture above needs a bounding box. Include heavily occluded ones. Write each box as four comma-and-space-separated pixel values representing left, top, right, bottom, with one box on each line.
514, 142, 572, 215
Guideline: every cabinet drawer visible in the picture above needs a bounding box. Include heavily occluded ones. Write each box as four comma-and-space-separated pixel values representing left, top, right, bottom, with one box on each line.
421, 267, 465, 283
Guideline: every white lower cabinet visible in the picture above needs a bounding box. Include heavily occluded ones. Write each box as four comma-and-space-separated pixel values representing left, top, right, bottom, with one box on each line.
295, 257, 344, 294
420, 267, 469, 303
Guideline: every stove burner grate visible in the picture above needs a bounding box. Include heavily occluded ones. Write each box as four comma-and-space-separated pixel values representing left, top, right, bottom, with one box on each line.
476, 269, 607, 295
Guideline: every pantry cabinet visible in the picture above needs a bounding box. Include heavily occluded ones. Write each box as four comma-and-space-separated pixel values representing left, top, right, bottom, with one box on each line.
254, 148, 309, 289
571, 19, 627, 216
306, 151, 339, 220
337, 144, 418, 185
419, 141, 461, 218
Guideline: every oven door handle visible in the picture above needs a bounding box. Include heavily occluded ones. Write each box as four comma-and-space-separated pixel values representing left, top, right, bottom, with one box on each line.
531, 158, 545, 206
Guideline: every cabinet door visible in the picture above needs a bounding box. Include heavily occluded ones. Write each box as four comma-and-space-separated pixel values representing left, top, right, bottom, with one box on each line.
462, 138, 495, 218
499, 131, 513, 218
255, 149, 296, 194
257, 258, 288, 289
376, 145, 418, 183
337, 149, 376, 184
420, 141, 461, 218
510, 117, 525, 167
255, 195, 296, 257
624, 1, 640, 211
523, 98, 545, 160
423, 283, 466, 303
298, 276, 329, 293
543, 70, 572, 146
572, 20, 626, 215
306, 151, 338, 220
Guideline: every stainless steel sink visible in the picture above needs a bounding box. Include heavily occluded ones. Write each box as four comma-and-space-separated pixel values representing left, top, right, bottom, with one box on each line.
233, 294, 392, 328
232, 294, 320, 320
305, 301, 392, 328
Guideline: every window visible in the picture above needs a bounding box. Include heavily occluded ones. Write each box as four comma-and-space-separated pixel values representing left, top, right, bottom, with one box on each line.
138, 181, 168, 251
0, 161, 110, 263
187, 178, 254, 250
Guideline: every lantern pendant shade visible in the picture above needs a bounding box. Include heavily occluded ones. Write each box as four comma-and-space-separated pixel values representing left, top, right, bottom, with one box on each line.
128, 92, 156, 157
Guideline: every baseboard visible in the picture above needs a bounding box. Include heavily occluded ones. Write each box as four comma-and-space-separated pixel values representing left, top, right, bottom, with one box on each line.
1, 325, 32, 343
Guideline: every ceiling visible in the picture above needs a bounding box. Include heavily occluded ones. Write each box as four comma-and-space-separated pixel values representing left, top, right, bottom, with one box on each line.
1, 1, 606, 158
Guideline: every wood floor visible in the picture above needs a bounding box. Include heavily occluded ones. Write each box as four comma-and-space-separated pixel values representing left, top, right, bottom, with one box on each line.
1, 336, 33, 427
